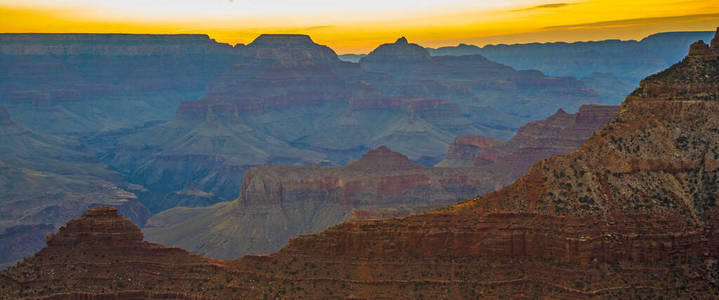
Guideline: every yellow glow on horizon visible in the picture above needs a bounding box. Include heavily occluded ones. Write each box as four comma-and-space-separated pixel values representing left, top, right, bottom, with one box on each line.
0, 0, 717, 53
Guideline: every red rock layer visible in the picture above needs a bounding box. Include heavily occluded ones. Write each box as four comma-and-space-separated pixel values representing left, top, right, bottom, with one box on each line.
441, 104, 618, 192
3, 31, 719, 299
0, 207, 234, 299
344, 145, 423, 171
443, 134, 505, 164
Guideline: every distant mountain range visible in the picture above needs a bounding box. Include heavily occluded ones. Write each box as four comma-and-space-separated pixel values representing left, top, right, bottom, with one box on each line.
341, 31, 715, 103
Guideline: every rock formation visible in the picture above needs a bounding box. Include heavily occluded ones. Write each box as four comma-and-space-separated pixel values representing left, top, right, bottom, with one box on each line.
0, 34, 242, 137
428, 31, 715, 84
265, 29, 719, 298
105, 35, 603, 208
143, 146, 492, 259
439, 105, 618, 189
0, 106, 150, 268
144, 103, 618, 260
3, 29, 719, 299
360, 37, 601, 123
440, 135, 506, 167
0, 207, 226, 299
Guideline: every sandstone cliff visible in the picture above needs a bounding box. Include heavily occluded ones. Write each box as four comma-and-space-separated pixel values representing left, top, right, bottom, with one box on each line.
0, 207, 227, 299
439, 104, 619, 189
4, 32, 719, 299
105, 35, 602, 210
361, 37, 602, 122
143, 105, 619, 260
144, 146, 493, 259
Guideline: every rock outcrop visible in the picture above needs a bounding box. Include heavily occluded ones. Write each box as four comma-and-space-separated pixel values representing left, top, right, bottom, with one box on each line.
143, 103, 619, 260
106, 35, 604, 208
429, 31, 715, 85
0, 207, 227, 299
4, 32, 719, 299
0, 108, 150, 268
439, 105, 618, 189
344, 145, 423, 171
359, 37, 433, 69
361, 37, 602, 123
143, 146, 492, 259
440, 135, 506, 167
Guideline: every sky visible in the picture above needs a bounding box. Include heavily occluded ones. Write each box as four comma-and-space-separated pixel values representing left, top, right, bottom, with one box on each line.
1, 0, 718, 53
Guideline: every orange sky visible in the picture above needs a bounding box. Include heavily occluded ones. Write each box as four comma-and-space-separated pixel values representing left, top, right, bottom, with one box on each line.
1, 0, 718, 53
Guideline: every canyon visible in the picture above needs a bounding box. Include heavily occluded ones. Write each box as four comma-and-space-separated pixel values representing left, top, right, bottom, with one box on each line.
103, 34, 601, 210
0, 29, 713, 284
143, 146, 492, 259
0, 104, 149, 268
144, 104, 617, 259
2, 29, 719, 298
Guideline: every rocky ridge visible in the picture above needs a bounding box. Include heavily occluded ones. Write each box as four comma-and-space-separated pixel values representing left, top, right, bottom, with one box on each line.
1, 207, 226, 299
143, 146, 491, 259
0, 106, 150, 268
439, 104, 618, 188
4, 31, 719, 298
143, 106, 618, 260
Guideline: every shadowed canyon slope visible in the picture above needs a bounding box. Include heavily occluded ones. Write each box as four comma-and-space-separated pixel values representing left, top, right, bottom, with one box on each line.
0, 34, 242, 137
426, 31, 716, 104
439, 104, 619, 189
143, 146, 494, 259
0, 32, 622, 267
3, 29, 719, 299
1, 32, 704, 216
105, 34, 601, 210
144, 105, 616, 260
0, 105, 149, 268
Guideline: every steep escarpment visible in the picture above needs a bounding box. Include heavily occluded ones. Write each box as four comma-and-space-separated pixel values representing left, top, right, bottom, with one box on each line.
0, 161, 148, 266
0, 34, 241, 137
429, 31, 716, 105
429, 31, 715, 82
439, 105, 618, 190
144, 146, 492, 259
0, 107, 149, 268
105, 35, 510, 209
144, 104, 620, 259
0, 207, 228, 299
0, 33, 236, 55
264, 30, 719, 298
4, 32, 719, 298
361, 37, 602, 125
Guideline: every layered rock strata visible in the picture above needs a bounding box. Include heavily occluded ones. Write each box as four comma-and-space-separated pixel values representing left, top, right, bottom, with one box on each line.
3, 31, 719, 299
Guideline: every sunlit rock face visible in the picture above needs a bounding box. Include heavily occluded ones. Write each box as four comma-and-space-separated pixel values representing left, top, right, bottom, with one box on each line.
143, 146, 493, 259
4, 32, 719, 298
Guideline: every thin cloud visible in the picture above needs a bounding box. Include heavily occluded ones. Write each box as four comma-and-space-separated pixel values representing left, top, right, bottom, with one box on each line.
544, 13, 719, 30
304, 25, 335, 31
513, 3, 571, 12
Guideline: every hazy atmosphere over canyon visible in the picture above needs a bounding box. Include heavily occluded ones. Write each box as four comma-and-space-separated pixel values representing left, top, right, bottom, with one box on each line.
0, 0, 718, 298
